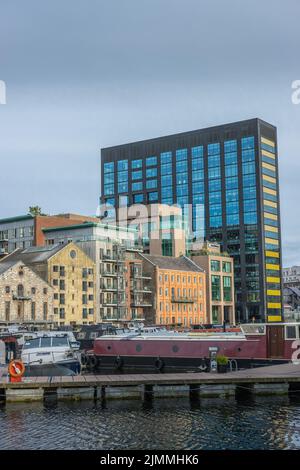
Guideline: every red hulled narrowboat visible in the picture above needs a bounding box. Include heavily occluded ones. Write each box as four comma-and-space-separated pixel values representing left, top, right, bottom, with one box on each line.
85, 323, 300, 372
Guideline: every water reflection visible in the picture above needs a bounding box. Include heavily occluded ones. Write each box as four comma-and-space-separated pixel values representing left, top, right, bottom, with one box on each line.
0, 396, 300, 449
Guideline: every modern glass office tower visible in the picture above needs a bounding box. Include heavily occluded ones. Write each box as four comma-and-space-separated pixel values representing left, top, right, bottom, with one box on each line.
101, 118, 282, 323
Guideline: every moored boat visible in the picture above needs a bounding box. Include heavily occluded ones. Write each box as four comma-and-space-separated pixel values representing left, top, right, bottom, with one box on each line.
88, 322, 300, 372
21, 333, 81, 376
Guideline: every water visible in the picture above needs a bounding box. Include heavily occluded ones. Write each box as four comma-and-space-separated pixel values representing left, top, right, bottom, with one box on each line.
1, 394, 300, 450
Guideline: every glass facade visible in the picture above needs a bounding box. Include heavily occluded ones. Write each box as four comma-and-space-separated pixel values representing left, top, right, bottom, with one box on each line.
101, 119, 282, 323
161, 151, 173, 205
208, 143, 222, 228
225, 140, 239, 226
192, 146, 205, 238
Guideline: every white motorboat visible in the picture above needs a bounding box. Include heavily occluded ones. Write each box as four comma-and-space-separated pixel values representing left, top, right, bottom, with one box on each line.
21, 333, 81, 376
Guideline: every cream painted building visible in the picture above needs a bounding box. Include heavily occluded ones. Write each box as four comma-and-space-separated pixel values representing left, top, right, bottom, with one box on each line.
0, 260, 53, 324
0, 243, 96, 326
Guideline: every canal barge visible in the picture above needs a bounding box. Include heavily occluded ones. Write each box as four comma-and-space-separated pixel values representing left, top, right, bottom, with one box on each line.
86, 323, 300, 371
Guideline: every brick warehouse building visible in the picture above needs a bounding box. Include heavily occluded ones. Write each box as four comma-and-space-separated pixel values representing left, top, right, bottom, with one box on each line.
101, 118, 282, 323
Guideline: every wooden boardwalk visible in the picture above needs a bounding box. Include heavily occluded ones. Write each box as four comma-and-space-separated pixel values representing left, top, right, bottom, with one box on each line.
1, 362, 300, 389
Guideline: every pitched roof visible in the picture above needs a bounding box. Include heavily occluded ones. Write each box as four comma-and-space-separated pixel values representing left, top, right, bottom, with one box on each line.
285, 286, 300, 297
140, 254, 204, 272
0, 244, 65, 265
0, 259, 20, 276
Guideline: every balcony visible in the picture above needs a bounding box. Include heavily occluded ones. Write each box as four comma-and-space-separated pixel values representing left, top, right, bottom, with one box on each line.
130, 287, 152, 293
102, 300, 126, 307
12, 294, 31, 301
102, 271, 119, 277
171, 296, 196, 303
131, 301, 152, 307
102, 255, 125, 263
132, 273, 152, 280
101, 285, 125, 291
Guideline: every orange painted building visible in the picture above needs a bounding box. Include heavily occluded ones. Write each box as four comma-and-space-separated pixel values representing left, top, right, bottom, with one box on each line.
140, 254, 207, 326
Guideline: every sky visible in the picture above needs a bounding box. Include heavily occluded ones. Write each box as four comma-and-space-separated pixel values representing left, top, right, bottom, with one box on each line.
0, 0, 299, 266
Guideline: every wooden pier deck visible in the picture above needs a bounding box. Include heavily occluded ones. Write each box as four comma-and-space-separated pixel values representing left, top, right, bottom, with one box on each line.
1, 362, 300, 401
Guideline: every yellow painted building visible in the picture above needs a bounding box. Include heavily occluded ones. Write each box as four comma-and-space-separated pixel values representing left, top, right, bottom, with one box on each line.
261, 136, 282, 322
47, 243, 96, 326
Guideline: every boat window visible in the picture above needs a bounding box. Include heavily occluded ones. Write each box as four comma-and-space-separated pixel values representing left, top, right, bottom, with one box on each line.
23, 338, 40, 349
240, 325, 265, 335
77, 332, 85, 340
286, 326, 297, 340
52, 337, 69, 347
90, 332, 98, 339
40, 337, 52, 348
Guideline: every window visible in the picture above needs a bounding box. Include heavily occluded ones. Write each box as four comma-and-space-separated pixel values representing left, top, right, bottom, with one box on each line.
211, 275, 221, 301
104, 162, 114, 173
161, 163, 172, 175
146, 168, 157, 178
31, 302, 35, 320
118, 181, 128, 193
133, 193, 143, 203
146, 156, 157, 167
241, 136, 255, 149
146, 179, 157, 189
43, 302, 48, 320
132, 170, 142, 180
176, 149, 187, 161
132, 159, 142, 169
148, 192, 158, 202
211, 260, 220, 272
5, 286, 10, 294
162, 175, 172, 186
132, 181, 143, 191
17, 284, 24, 297
224, 140, 237, 153
223, 277, 232, 301
161, 151, 172, 164
207, 143, 220, 155
118, 160, 128, 171
223, 261, 232, 273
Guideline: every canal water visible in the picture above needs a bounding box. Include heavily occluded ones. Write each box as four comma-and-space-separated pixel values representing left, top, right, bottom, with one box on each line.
1, 394, 300, 450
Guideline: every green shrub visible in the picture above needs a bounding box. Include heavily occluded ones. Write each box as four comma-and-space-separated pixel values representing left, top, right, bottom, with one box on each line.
216, 355, 228, 365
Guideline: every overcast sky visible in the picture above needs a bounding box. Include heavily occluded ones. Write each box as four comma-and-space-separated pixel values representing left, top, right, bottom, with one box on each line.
0, 0, 299, 266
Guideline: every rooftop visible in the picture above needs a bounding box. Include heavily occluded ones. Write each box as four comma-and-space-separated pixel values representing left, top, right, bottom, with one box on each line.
102, 118, 275, 151
140, 254, 204, 273
0, 243, 65, 265
42, 222, 138, 234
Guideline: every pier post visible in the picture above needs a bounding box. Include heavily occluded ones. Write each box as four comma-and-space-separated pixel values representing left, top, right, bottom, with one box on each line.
0, 388, 5, 404
141, 384, 153, 402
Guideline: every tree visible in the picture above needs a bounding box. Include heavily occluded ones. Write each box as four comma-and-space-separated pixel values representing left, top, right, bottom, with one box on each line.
28, 206, 46, 217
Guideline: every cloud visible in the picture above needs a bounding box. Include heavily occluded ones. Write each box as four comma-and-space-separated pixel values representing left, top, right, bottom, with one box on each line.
0, 0, 299, 265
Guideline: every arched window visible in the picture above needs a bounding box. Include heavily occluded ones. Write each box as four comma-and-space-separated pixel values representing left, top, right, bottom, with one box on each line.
17, 284, 24, 297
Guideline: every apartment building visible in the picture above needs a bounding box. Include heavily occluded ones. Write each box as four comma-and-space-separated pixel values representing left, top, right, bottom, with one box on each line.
140, 254, 206, 326
191, 242, 235, 324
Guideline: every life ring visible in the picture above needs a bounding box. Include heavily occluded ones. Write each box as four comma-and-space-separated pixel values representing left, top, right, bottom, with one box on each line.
154, 357, 164, 371
8, 359, 25, 378
198, 361, 208, 372
115, 355, 124, 370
